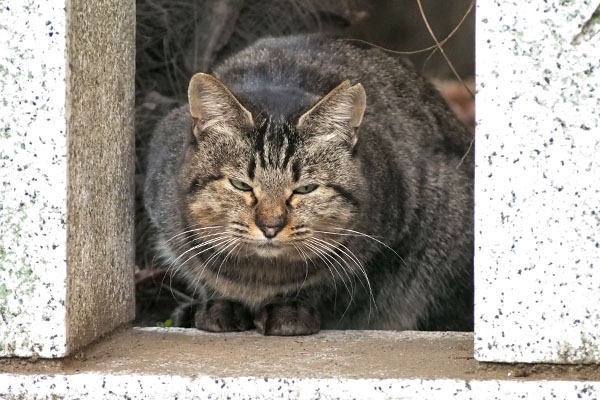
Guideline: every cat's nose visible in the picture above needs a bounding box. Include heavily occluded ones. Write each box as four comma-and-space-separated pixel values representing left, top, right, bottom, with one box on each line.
255, 215, 286, 239
261, 225, 283, 239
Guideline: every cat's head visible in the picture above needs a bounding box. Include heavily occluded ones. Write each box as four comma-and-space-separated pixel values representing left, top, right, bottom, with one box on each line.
182, 73, 367, 260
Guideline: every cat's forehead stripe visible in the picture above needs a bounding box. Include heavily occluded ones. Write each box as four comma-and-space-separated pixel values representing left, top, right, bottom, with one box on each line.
251, 116, 299, 173
253, 117, 268, 168
281, 122, 297, 169
292, 159, 302, 182
247, 154, 256, 180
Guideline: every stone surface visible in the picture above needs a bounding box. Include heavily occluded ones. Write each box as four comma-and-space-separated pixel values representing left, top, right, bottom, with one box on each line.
65, 0, 136, 355
0, 0, 135, 357
475, 0, 600, 363
0, 329, 599, 399
0, 0, 69, 358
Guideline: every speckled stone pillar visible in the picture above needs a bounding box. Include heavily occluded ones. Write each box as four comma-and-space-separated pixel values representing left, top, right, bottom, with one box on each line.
0, 0, 135, 358
475, 1, 600, 363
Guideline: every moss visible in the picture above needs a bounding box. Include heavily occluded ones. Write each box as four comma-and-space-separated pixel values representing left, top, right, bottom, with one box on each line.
156, 318, 173, 328
0, 282, 10, 299
0, 208, 40, 354
557, 332, 600, 363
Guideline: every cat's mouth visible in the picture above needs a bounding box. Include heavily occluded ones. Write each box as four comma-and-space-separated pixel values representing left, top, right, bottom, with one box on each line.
257, 241, 279, 248
251, 240, 294, 258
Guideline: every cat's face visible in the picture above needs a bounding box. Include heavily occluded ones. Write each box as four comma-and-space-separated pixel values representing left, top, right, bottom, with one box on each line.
182, 74, 366, 261
185, 120, 361, 260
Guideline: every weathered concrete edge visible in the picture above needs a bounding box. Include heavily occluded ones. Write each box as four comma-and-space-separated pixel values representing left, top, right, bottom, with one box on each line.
0, 373, 599, 399
65, 0, 136, 353
1, 329, 599, 399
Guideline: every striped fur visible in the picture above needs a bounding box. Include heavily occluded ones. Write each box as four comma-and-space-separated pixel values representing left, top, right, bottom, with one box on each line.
144, 35, 474, 334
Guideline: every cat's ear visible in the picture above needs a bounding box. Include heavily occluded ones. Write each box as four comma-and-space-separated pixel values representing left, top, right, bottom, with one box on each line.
297, 80, 366, 148
188, 73, 253, 138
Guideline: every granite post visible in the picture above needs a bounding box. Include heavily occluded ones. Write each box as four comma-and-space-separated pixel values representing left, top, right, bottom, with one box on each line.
0, 0, 135, 357
475, 0, 600, 363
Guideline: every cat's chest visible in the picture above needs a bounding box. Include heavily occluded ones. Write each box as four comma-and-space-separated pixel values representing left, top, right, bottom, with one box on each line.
187, 257, 329, 308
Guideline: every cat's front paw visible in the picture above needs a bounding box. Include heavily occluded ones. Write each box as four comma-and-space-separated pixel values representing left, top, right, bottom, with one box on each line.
254, 301, 320, 336
194, 299, 253, 332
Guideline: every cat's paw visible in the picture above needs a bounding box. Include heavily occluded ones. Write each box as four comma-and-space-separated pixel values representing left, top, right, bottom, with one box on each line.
171, 300, 201, 328
194, 299, 253, 332
254, 301, 320, 336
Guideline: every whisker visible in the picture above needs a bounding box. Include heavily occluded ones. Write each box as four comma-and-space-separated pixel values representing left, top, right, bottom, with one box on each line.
165, 225, 225, 244
203, 238, 237, 272
302, 243, 338, 304
311, 238, 363, 289
169, 236, 232, 286
292, 243, 310, 297
191, 238, 237, 298
159, 234, 230, 299
168, 235, 231, 272
304, 241, 353, 303
172, 231, 228, 252
168, 229, 229, 253
333, 228, 404, 261
312, 230, 377, 239
214, 240, 240, 287
291, 230, 310, 237
312, 237, 378, 318
231, 241, 243, 269
307, 238, 355, 292
307, 238, 358, 315
314, 228, 408, 269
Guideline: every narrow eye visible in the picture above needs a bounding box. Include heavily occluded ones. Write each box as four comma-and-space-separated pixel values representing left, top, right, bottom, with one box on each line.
293, 184, 319, 194
230, 179, 253, 191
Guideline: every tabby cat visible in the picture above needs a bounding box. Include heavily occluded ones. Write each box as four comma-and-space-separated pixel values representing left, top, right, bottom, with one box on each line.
143, 35, 473, 335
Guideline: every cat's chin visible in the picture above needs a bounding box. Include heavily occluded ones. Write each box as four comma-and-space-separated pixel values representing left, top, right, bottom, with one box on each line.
251, 241, 294, 259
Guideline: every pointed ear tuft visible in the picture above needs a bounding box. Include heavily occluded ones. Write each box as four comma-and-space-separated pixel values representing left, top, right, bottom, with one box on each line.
188, 73, 253, 136
297, 81, 367, 148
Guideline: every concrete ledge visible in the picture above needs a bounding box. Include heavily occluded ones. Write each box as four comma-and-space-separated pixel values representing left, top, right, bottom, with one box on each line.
1, 329, 599, 399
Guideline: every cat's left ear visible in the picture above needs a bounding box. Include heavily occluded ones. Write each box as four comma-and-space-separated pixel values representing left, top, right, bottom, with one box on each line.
188, 73, 253, 138
297, 80, 366, 149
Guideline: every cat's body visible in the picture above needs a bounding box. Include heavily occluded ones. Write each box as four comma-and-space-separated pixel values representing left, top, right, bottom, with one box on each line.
144, 35, 474, 334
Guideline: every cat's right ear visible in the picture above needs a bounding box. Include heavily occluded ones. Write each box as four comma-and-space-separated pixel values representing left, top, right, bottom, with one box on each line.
188, 73, 253, 138
296, 80, 366, 149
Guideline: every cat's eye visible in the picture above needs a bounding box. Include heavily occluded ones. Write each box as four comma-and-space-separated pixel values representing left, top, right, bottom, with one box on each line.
293, 184, 319, 194
229, 179, 253, 191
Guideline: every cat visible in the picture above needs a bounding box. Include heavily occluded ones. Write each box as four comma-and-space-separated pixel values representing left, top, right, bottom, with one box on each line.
143, 34, 474, 335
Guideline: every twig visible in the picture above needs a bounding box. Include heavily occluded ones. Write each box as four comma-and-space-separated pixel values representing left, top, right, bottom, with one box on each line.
415, 0, 476, 169
416, 0, 475, 100
342, 0, 475, 58
421, 0, 475, 76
